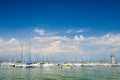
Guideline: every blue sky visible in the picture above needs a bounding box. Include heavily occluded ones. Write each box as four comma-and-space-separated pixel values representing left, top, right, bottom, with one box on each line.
0, 0, 120, 39
0, 0, 120, 62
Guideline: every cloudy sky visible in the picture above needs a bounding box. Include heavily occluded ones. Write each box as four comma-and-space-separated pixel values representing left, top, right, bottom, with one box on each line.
0, 0, 120, 62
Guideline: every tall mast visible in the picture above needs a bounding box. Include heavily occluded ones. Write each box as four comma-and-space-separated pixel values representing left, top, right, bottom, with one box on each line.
28, 40, 31, 62
21, 44, 24, 63
9, 46, 12, 62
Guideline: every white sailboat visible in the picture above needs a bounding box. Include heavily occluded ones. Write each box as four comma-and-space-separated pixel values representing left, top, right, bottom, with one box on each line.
8, 46, 15, 67
15, 44, 30, 68
74, 63, 82, 67
42, 62, 55, 67
15, 43, 40, 68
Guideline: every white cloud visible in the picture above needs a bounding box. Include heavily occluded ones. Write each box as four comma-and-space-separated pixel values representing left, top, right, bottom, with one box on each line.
67, 29, 85, 34
34, 28, 45, 35
88, 33, 120, 46
74, 35, 80, 40
0, 38, 4, 44
0, 33, 120, 61
76, 29, 84, 33
6, 38, 20, 45
41, 41, 62, 54
33, 36, 69, 42
66, 29, 73, 33
74, 35, 84, 40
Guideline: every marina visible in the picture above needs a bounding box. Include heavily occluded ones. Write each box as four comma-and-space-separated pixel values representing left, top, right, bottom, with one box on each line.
1, 53, 120, 68
1, 61, 120, 68
0, 0, 120, 79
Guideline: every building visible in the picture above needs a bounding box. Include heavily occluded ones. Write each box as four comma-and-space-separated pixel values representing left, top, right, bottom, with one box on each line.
111, 54, 115, 65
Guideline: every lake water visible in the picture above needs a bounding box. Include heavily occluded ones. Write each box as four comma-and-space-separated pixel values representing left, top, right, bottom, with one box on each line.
0, 66, 120, 80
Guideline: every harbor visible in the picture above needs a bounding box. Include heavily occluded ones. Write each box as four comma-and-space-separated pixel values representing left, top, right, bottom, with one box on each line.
0, 64, 120, 80
0, 0, 120, 79
1, 54, 120, 68
1, 54, 120, 80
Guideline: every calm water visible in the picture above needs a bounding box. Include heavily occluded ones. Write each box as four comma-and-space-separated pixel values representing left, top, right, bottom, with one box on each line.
0, 66, 120, 80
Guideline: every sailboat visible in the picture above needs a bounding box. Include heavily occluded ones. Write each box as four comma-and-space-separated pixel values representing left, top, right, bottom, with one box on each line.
15, 43, 40, 68
42, 62, 55, 67
8, 46, 15, 67
15, 44, 25, 68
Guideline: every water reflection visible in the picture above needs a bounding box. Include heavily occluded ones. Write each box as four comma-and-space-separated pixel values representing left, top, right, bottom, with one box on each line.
0, 66, 120, 80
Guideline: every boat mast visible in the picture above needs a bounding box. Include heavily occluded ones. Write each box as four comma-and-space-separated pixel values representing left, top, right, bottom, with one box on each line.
28, 41, 31, 62
9, 46, 12, 62
21, 44, 24, 63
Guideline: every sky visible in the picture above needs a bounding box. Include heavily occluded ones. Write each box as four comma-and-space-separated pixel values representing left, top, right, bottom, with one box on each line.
0, 0, 120, 62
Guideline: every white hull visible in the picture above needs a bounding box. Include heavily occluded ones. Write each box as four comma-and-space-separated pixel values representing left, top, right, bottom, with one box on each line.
42, 63, 55, 67
15, 63, 40, 68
